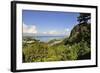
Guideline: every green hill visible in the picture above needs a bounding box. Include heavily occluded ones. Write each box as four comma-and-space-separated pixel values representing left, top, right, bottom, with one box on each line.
64, 23, 90, 45
63, 23, 91, 60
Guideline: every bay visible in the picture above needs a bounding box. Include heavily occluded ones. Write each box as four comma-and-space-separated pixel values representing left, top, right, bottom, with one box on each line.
33, 36, 65, 42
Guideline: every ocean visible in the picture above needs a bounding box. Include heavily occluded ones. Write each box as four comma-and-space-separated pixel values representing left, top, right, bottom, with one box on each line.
33, 36, 65, 42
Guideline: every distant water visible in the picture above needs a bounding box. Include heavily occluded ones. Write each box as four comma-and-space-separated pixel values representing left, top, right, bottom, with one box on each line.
33, 36, 65, 42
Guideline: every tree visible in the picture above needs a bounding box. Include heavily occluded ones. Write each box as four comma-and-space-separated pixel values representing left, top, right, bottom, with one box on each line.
77, 13, 91, 24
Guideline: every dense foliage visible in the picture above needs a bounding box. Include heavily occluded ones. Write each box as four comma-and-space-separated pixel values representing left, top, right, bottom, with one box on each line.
77, 13, 91, 23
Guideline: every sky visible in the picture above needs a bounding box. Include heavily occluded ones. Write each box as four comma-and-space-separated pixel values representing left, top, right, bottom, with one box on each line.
22, 10, 79, 36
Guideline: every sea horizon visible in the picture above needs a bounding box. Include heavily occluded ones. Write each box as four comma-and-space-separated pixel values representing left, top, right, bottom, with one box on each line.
23, 35, 66, 42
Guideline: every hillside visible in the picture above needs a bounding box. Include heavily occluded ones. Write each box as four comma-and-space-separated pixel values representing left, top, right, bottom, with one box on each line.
63, 23, 91, 59
64, 23, 91, 45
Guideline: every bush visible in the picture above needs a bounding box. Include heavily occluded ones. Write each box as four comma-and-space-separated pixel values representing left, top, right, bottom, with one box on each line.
23, 37, 91, 62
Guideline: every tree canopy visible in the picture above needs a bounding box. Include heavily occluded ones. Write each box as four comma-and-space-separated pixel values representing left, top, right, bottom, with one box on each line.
77, 13, 91, 24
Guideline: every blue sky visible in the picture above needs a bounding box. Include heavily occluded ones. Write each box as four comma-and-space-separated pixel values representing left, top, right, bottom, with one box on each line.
22, 10, 79, 36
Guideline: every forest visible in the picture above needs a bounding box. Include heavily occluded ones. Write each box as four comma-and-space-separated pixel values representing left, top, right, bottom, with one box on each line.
22, 13, 91, 63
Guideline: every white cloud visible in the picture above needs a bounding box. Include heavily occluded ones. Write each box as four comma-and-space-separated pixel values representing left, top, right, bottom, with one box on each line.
43, 30, 63, 35
42, 30, 60, 35
63, 28, 71, 36
43, 32, 48, 34
64, 28, 71, 32
42, 29, 71, 36
40, 28, 72, 36
48, 30, 58, 35
23, 23, 37, 34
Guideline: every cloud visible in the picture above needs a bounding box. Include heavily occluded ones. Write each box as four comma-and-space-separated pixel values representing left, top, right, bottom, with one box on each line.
43, 30, 62, 35
23, 23, 37, 34
44, 30, 60, 35
48, 30, 58, 35
42, 29, 71, 36
65, 28, 70, 32
42, 27, 72, 36
42, 32, 48, 34
63, 28, 71, 36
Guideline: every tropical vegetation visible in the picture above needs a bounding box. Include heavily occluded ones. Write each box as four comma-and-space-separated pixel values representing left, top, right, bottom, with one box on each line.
22, 13, 91, 63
